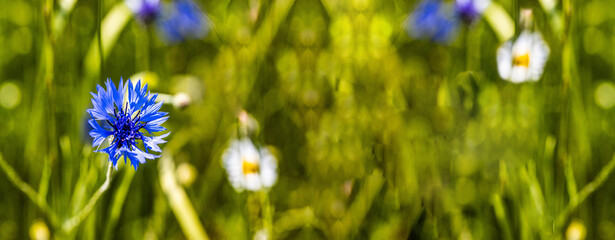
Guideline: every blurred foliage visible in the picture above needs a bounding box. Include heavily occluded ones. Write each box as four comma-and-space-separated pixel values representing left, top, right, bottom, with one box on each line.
2, 0, 615, 239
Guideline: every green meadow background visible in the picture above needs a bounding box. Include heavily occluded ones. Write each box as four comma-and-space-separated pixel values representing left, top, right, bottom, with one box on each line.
1, 0, 615, 239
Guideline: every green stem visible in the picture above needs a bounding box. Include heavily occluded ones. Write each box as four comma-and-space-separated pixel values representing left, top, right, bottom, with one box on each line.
159, 153, 209, 240
38, 155, 52, 202
83, 3, 132, 79
103, 168, 136, 240
555, 154, 615, 229
483, 3, 515, 42
521, 163, 546, 216
337, 170, 384, 238
564, 158, 578, 201
98, 0, 104, 80
542, 136, 556, 209
260, 190, 273, 239
273, 207, 315, 237
492, 194, 513, 240
62, 163, 113, 233
235, 0, 295, 105
0, 153, 59, 229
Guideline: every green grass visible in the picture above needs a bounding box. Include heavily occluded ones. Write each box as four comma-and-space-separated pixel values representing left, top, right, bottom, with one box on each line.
0, 0, 614, 239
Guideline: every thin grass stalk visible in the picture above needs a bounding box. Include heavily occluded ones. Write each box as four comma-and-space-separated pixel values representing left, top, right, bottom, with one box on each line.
337, 170, 384, 239
159, 152, 209, 240
62, 163, 113, 233
103, 168, 136, 240
98, 0, 104, 80
492, 194, 513, 240
556, 154, 615, 229
0, 153, 59, 229
260, 190, 274, 239
38, 155, 52, 203
158, 129, 210, 240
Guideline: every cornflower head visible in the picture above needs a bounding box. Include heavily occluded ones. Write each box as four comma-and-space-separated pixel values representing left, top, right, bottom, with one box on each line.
222, 138, 278, 192
125, 0, 162, 24
156, 0, 210, 44
87, 78, 169, 170
454, 0, 491, 24
406, 0, 459, 43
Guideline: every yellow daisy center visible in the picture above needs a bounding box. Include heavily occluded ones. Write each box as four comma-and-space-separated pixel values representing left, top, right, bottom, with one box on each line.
242, 159, 259, 174
513, 53, 530, 67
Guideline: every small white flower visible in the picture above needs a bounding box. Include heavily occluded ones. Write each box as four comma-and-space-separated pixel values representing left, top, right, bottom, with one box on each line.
238, 110, 260, 136
253, 228, 270, 240
172, 92, 191, 109
497, 30, 550, 83
222, 138, 278, 192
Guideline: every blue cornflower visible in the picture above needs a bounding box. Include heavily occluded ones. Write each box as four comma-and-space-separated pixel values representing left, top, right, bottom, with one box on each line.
406, 0, 459, 43
87, 78, 169, 170
156, 0, 209, 44
454, 0, 490, 24
126, 0, 162, 24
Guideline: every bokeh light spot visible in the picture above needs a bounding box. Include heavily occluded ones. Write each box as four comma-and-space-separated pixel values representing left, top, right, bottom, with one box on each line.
0, 82, 21, 109
9, 1, 32, 26
583, 1, 606, 26
176, 162, 198, 187
566, 220, 586, 240
130, 71, 160, 89
353, 0, 369, 11
28, 219, 49, 240
595, 82, 615, 109
11, 27, 32, 55
583, 27, 605, 55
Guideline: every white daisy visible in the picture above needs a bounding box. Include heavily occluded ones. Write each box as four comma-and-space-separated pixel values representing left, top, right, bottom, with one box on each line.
253, 228, 270, 240
497, 30, 550, 83
222, 138, 278, 192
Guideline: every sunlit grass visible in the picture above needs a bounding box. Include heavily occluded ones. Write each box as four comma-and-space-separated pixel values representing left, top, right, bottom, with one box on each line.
1, 0, 614, 239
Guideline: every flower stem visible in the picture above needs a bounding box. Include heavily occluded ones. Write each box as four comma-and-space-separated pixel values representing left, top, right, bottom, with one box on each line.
103, 167, 136, 240
564, 157, 578, 202
337, 170, 384, 238
492, 194, 513, 240
62, 162, 113, 233
555, 154, 615, 229
260, 190, 273, 239
0, 153, 59, 229
37, 155, 52, 205
159, 153, 209, 240
483, 3, 515, 42
98, 0, 104, 79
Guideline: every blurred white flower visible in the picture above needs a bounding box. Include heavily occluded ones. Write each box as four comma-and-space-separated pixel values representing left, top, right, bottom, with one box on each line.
222, 138, 277, 192
497, 30, 550, 83
253, 228, 269, 240
172, 92, 191, 109
238, 110, 260, 137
